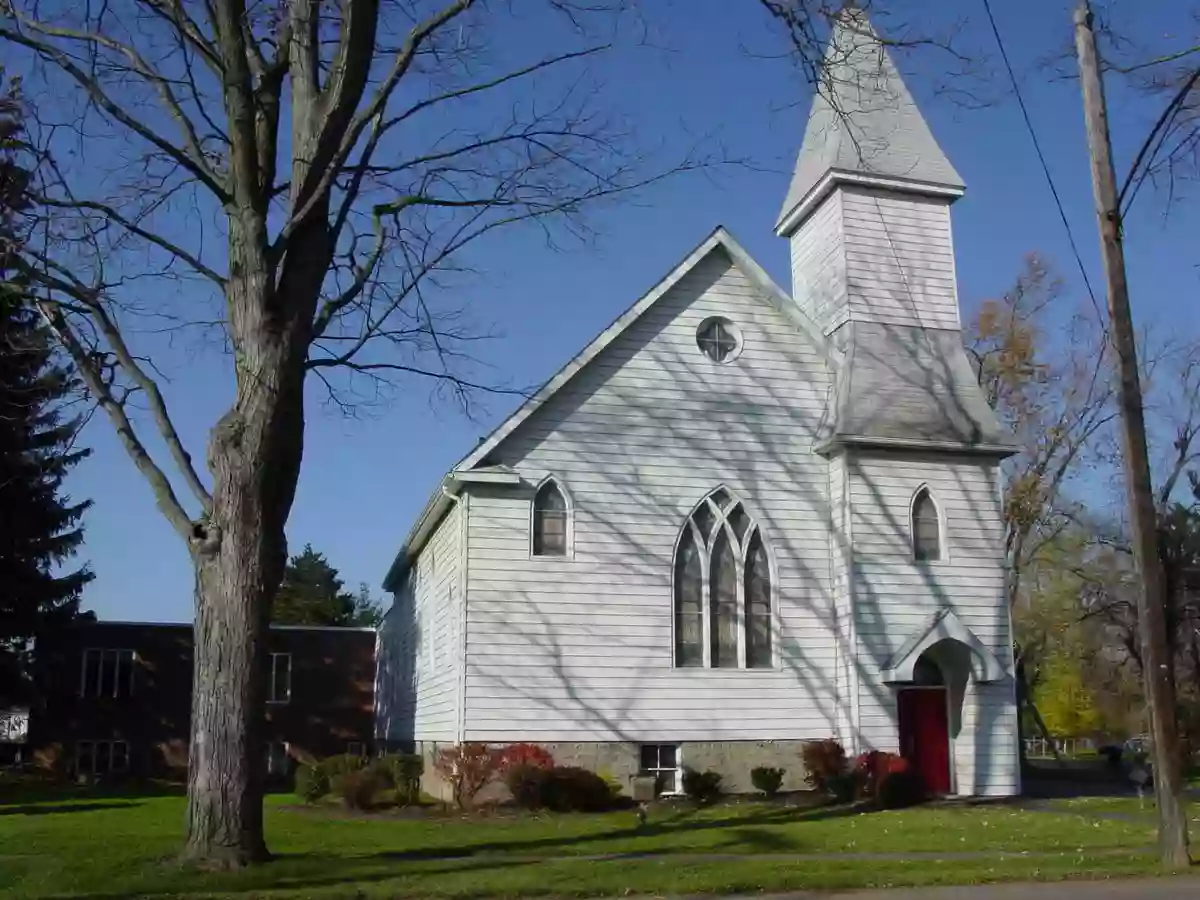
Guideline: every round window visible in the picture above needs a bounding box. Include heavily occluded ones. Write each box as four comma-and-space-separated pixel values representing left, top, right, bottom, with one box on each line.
696, 317, 741, 363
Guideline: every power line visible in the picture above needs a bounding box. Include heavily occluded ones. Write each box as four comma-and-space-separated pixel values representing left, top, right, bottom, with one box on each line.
981, 0, 1102, 317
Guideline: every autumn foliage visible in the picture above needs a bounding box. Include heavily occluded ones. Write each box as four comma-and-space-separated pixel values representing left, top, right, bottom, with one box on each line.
434, 743, 501, 809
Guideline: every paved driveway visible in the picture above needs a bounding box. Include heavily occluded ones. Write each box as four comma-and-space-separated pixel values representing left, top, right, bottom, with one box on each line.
727, 878, 1200, 899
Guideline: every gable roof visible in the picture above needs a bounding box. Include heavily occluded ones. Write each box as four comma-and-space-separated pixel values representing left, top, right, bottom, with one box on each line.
776, 8, 965, 236
882, 608, 1007, 683
455, 226, 833, 473
382, 227, 833, 589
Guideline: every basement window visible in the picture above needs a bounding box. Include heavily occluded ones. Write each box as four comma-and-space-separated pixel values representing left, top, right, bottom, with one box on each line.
639, 744, 680, 795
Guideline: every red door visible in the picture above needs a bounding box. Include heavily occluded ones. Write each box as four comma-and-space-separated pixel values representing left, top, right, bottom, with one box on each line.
897, 689, 951, 795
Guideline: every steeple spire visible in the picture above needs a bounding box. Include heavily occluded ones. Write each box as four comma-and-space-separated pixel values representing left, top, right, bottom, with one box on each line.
776, 8, 964, 236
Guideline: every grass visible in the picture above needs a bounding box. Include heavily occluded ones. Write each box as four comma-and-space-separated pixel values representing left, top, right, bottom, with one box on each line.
0, 790, 1179, 899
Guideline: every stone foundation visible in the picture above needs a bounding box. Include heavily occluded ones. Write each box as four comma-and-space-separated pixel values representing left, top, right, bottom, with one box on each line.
415, 739, 813, 799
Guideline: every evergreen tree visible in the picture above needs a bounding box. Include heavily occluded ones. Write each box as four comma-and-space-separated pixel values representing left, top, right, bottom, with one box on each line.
0, 75, 93, 692
272, 544, 381, 627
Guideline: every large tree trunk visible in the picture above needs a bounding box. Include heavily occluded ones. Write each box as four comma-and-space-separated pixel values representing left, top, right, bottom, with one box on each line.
184, 539, 273, 867
181, 211, 316, 867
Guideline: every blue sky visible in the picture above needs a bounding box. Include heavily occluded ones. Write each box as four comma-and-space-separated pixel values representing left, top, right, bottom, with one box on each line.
64, 0, 1199, 622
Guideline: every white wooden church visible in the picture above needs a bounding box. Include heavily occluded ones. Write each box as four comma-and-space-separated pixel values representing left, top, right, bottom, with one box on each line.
376, 9, 1019, 797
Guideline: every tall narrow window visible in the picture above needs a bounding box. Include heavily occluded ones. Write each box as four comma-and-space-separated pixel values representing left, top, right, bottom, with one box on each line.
674, 528, 704, 666
745, 531, 772, 668
80, 649, 136, 698
532, 479, 568, 556
912, 488, 941, 562
268, 652, 291, 704
673, 488, 774, 669
710, 532, 739, 667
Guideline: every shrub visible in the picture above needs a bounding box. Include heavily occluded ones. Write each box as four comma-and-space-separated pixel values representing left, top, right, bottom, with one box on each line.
825, 772, 860, 804
332, 768, 381, 811
294, 764, 329, 804
506, 763, 552, 809
541, 766, 613, 812
434, 743, 500, 809
597, 769, 625, 800
801, 739, 848, 793
495, 743, 555, 774
381, 753, 424, 805
853, 751, 909, 800
319, 752, 368, 782
750, 766, 786, 798
681, 767, 723, 805
1099, 745, 1124, 770
878, 769, 926, 809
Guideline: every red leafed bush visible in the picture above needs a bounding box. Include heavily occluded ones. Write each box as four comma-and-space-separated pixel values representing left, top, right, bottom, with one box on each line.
801, 739, 848, 792
434, 743, 500, 809
495, 742, 555, 774
853, 751, 909, 799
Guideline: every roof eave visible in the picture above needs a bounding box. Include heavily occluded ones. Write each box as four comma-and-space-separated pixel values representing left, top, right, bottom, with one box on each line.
381, 468, 523, 592
775, 169, 966, 238
814, 433, 1019, 458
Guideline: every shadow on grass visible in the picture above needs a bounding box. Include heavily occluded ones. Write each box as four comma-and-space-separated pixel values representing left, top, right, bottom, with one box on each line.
0, 800, 142, 816
48, 856, 540, 900
342, 801, 869, 862
0, 780, 186, 806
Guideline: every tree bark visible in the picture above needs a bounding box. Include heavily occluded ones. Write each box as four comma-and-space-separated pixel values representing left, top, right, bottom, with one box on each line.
181, 207, 318, 866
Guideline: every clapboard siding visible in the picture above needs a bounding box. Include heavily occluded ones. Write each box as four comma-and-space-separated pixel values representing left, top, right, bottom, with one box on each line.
846, 450, 1018, 795
841, 187, 961, 332
828, 453, 857, 749
374, 502, 462, 744
790, 192, 847, 334
462, 247, 840, 742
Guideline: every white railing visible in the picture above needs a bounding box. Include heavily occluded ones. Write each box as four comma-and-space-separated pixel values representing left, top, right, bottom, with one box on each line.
1023, 736, 1097, 758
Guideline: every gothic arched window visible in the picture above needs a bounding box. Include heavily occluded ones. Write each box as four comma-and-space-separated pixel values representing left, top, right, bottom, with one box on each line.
912, 487, 941, 562
532, 479, 569, 557
673, 488, 773, 668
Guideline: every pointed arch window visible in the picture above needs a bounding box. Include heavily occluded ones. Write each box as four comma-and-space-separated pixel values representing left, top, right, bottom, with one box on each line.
532, 479, 569, 557
912, 487, 941, 562
674, 488, 773, 668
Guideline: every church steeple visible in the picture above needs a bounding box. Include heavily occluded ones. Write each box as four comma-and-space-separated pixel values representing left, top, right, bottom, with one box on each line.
776, 8, 964, 237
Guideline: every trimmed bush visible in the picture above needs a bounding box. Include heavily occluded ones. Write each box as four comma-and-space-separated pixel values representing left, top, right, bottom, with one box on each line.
853, 751, 909, 800
434, 743, 501, 809
597, 769, 625, 800
381, 753, 424, 805
801, 739, 848, 793
878, 769, 926, 809
495, 743, 555, 774
750, 766, 785, 798
319, 752, 368, 782
506, 763, 552, 810
332, 768, 381, 811
542, 766, 613, 812
294, 764, 328, 805
681, 767, 723, 805
825, 772, 860, 804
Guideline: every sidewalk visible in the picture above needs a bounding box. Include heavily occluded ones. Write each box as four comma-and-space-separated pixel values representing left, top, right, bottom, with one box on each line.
721, 877, 1200, 899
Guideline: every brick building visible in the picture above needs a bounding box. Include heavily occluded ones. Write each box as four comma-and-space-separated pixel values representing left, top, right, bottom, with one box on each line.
24, 621, 376, 781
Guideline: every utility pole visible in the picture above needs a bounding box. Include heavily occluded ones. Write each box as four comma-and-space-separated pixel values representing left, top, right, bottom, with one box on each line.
1074, 0, 1189, 868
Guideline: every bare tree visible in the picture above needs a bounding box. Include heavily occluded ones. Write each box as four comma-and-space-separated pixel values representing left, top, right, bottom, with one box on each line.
0, 0, 716, 867
968, 255, 1116, 613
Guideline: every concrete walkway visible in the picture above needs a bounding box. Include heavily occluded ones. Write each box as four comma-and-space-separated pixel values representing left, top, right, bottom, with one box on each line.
720, 877, 1200, 899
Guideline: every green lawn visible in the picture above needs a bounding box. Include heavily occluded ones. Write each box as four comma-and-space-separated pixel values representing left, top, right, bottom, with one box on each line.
0, 791, 1178, 899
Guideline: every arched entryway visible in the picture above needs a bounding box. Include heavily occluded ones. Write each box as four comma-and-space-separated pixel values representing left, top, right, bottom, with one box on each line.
897, 652, 951, 795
